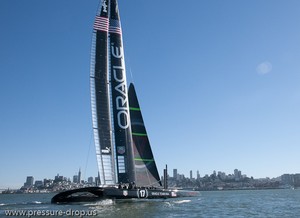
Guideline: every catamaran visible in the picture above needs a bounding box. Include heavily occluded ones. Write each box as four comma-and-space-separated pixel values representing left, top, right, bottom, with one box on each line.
51, 0, 199, 203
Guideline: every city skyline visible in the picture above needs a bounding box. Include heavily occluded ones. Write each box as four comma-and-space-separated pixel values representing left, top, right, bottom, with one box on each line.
2, 167, 299, 191
4, 168, 300, 194
1, 0, 300, 189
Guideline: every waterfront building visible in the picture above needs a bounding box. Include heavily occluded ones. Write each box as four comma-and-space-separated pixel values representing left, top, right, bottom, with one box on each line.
293, 174, 300, 187
281, 174, 294, 185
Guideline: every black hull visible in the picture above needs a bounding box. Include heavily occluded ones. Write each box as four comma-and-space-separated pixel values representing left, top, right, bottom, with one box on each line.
51, 187, 199, 204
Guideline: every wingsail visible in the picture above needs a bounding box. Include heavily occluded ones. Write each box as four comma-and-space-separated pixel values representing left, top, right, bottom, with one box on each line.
90, 0, 135, 185
90, 0, 115, 185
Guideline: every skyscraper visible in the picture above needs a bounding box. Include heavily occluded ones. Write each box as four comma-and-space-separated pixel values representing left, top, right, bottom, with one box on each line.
73, 175, 78, 183
197, 170, 200, 179
24, 176, 34, 188
173, 169, 178, 179
78, 168, 81, 184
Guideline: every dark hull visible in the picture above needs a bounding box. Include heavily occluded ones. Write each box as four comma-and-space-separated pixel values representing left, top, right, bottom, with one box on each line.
51, 187, 199, 204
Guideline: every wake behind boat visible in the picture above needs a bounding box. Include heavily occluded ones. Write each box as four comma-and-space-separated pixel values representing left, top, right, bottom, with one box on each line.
52, 0, 199, 203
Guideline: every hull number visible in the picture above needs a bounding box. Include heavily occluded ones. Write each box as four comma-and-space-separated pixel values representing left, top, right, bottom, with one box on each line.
138, 189, 148, 198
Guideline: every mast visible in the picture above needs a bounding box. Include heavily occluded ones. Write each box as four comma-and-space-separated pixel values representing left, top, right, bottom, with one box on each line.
90, 0, 115, 185
108, 0, 135, 184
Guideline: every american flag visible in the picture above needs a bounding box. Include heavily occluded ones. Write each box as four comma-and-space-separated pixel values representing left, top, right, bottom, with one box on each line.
94, 16, 109, 32
109, 19, 122, 35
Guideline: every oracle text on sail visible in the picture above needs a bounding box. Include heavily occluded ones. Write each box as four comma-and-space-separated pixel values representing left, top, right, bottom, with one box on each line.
111, 45, 129, 129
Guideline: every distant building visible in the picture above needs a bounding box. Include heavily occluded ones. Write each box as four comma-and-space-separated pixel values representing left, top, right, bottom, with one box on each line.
190, 170, 193, 180
88, 177, 93, 184
24, 176, 34, 188
78, 168, 81, 184
34, 180, 43, 187
234, 169, 241, 181
73, 175, 78, 183
43, 179, 53, 187
95, 172, 100, 186
54, 174, 63, 182
197, 170, 200, 180
95, 177, 99, 186
218, 171, 226, 180
173, 169, 178, 179
294, 174, 300, 187
213, 170, 217, 177
281, 174, 294, 185
178, 174, 185, 180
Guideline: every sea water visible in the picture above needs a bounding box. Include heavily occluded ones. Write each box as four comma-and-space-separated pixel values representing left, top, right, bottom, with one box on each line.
0, 189, 300, 217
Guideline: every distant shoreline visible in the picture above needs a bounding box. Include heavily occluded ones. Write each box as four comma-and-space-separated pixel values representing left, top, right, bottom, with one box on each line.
1, 187, 298, 195
196, 187, 297, 191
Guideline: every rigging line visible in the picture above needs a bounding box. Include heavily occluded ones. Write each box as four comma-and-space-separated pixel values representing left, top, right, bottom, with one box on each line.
84, 129, 94, 181
127, 56, 135, 84
130, 66, 134, 84
149, 180, 162, 187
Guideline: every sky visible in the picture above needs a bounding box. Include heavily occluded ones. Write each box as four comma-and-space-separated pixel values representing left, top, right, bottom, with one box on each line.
1, 0, 300, 189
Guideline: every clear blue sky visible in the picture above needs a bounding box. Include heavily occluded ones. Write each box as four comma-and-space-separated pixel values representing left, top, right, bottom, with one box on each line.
1, 0, 300, 189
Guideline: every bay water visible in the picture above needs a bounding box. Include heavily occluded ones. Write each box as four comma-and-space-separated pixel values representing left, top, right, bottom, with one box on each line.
1, 189, 299, 217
